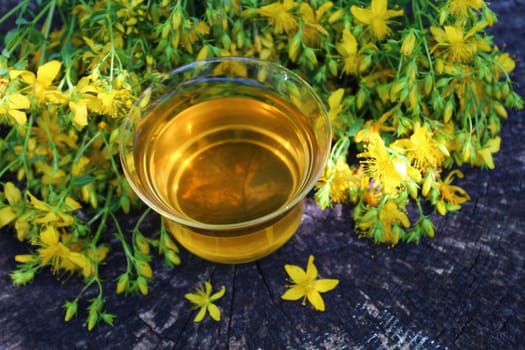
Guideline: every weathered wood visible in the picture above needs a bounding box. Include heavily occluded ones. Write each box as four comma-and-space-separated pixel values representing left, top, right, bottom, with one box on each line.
1, 1, 524, 349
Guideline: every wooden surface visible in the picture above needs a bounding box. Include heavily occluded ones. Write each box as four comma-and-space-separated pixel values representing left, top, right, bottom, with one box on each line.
1, 1, 524, 349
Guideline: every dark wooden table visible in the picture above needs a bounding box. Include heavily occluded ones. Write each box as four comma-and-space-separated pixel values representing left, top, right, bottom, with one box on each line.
1, 1, 524, 349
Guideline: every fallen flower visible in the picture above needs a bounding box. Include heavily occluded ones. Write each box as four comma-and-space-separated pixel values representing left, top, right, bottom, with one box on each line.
185, 280, 226, 322
281, 255, 339, 311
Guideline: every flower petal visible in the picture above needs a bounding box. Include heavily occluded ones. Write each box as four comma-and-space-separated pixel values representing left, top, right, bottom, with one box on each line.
313, 278, 339, 292
281, 286, 305, 301
185, 292, 205, 305
70, 101, 88, 127
4, 182, 21, 205
305, 255, 318, 281
284, 264, 307, 283
210, 285, 226, 301
207, 303, 221, 321
8, 109, 27, 125
0, 207, 17, 228
40, 225, 59, 245
204, 281, 212, 296
8, 93, 30, 109
37, 60, 61, 88
350, 6, 372, 25
306, 290, 326, 311
193, 306, 207, 322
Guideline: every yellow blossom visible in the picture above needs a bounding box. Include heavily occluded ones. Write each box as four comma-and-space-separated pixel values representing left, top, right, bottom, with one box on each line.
317, 156, 361, 206
92, 88, 133, 118
430, 23, 485, 63
180, 20, 210, 53
27, 192, 80, 227
0, 182, 31, 241
435, 170, 471, 215
299, 2, 330, 47
350, 0, 403, 41
336, 28, 361, 75
354, 111, 395, 143
37, 225, 88, 274
358, 133, 421, 194
281, 255, 339, 312
70, 100, 89, 127
475, 136, 500, 169
494, 52, 516, 79
184, 281, 226, 322
257, 0, 299, 35
378, 200, 410, 245
448, 0, 484, 17
10, 60, 65, 103
391, 123, 447, 172
0, 93, 30, 124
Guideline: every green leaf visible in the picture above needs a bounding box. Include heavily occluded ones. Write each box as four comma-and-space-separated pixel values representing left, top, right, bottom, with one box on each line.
72, 176, 96, 186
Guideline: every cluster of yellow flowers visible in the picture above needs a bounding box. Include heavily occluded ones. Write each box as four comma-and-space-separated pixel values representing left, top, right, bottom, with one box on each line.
0, 0, 522, 328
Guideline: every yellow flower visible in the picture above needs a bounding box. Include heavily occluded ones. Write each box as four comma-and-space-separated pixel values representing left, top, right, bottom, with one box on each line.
378, 200, 410, 245
354, 111, 395, 143
184, 281, 225, 322
37, 225, 88, 274
10, 60, 65, 103
180, 20, 210, 53
27, 192, 81, 227
0, 93, 30, 125
430, 23, 485, 63
358, 133, 421, 194
299, 2, 330, 47
350, 0, 403, 41
257, 0, 299, 35
336, 29, 360, 75
317, 156, 361, 206
391, 123, 447, 172
0, 182, 30, 241
69, 100, 89, 127
435, 170, 471, 215
494, 52, 516, 79
281, 255, 339, 312
475, 136, 500, 169
448, 0, 484, 17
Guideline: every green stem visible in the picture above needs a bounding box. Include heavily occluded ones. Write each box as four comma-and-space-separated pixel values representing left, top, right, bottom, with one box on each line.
4, 1, 52, 59
39, 0, 57, 66
412, 0, 435, 74
110, 211, 135, 273
0, 0, 30, 24
91, 188, 114, 245
105, 0, 116, 87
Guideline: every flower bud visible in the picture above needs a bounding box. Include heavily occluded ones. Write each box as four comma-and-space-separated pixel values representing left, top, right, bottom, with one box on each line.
137, 276, 149, 295
328, 9, 344, 23
493, 101, 508, 119
135, 233, 150, 255
137, 261, 153, 279
172, 11, 182, 30
303, 47, 318, 66
421, 217, 435, 238
443, 100, 454, 123
64, 301, 78, 322
400, 31, 416, 57
288, 34, 302, 63
116, 273, 129, 294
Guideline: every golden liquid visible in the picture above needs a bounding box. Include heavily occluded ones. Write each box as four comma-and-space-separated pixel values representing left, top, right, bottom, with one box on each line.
134, 85, 316, 263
